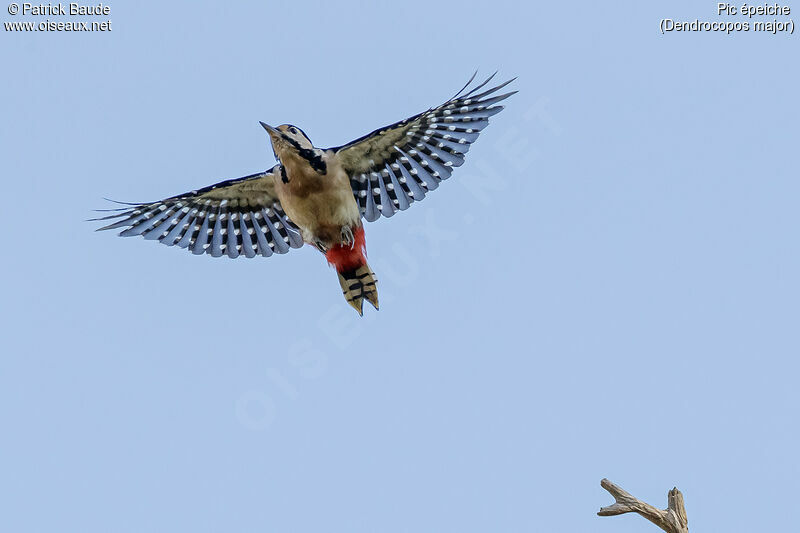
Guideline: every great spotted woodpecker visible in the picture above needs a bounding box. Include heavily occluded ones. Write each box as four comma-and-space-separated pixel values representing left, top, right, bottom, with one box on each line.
93, 73, 515, 314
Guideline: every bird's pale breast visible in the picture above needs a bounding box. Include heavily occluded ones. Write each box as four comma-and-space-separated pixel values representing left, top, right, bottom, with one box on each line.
275, 151, 360, 246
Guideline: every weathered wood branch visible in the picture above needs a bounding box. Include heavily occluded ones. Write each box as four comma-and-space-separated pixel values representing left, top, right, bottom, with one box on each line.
598, 478, 688, 533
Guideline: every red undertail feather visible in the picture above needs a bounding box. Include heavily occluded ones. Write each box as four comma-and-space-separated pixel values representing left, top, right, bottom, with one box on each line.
325, 226, 378, 315
325, 225, 367, 272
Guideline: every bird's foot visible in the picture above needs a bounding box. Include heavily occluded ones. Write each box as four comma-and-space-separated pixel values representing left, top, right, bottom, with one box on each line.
341, 226, 355, 249
314, 239, 328, 253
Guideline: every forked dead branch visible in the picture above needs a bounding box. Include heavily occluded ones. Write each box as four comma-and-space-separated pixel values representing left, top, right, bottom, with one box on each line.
598, 478, 688, 533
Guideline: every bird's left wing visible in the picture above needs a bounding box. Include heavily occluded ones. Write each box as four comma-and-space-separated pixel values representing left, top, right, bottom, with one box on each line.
92, 166, 304, 258
331, 73, 516, 222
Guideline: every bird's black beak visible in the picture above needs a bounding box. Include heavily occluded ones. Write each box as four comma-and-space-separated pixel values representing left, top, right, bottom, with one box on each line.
260, 122, 280, 136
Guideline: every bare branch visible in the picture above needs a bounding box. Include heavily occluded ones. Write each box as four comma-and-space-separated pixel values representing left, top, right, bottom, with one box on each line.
598, 478, 688, 533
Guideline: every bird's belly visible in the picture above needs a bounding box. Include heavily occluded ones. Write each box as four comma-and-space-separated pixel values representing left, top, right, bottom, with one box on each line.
280, 187, 361, 245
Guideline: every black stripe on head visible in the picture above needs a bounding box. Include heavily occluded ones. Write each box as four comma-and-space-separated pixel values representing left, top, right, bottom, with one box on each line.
282, 133, 327, 174
300, 148, 327, 174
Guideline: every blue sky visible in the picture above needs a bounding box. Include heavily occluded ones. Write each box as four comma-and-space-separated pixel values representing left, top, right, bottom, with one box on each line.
1, 1, 798, 531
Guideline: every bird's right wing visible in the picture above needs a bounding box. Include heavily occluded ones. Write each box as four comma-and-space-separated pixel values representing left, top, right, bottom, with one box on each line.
92, 166, 304, 258
330, 73, 516, 222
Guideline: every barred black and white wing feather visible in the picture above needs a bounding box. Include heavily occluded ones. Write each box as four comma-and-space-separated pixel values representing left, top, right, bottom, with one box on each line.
332, 73, 516, 222
92, 166, 303, 258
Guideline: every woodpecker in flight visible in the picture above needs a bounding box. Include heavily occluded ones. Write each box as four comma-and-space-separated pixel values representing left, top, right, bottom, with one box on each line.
93, 73, 516, 314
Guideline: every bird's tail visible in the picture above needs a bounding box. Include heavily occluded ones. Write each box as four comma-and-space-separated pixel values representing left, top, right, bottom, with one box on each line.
325, 226, 379, 315
337, 263, 379, 315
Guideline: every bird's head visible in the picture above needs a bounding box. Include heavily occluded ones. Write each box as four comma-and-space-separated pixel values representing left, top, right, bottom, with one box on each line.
260, 122, 326, 175
260, 122, 313, 160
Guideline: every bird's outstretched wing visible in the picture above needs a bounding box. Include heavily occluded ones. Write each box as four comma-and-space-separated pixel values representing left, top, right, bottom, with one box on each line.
92, 166, 304, 258
331, 73, 516, 222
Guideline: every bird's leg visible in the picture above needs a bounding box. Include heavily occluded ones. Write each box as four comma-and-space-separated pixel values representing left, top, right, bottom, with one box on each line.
341, 225, 355, 249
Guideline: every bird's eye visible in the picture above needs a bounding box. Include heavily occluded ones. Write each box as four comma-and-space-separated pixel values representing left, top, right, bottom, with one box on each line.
289, 127, 298, 135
